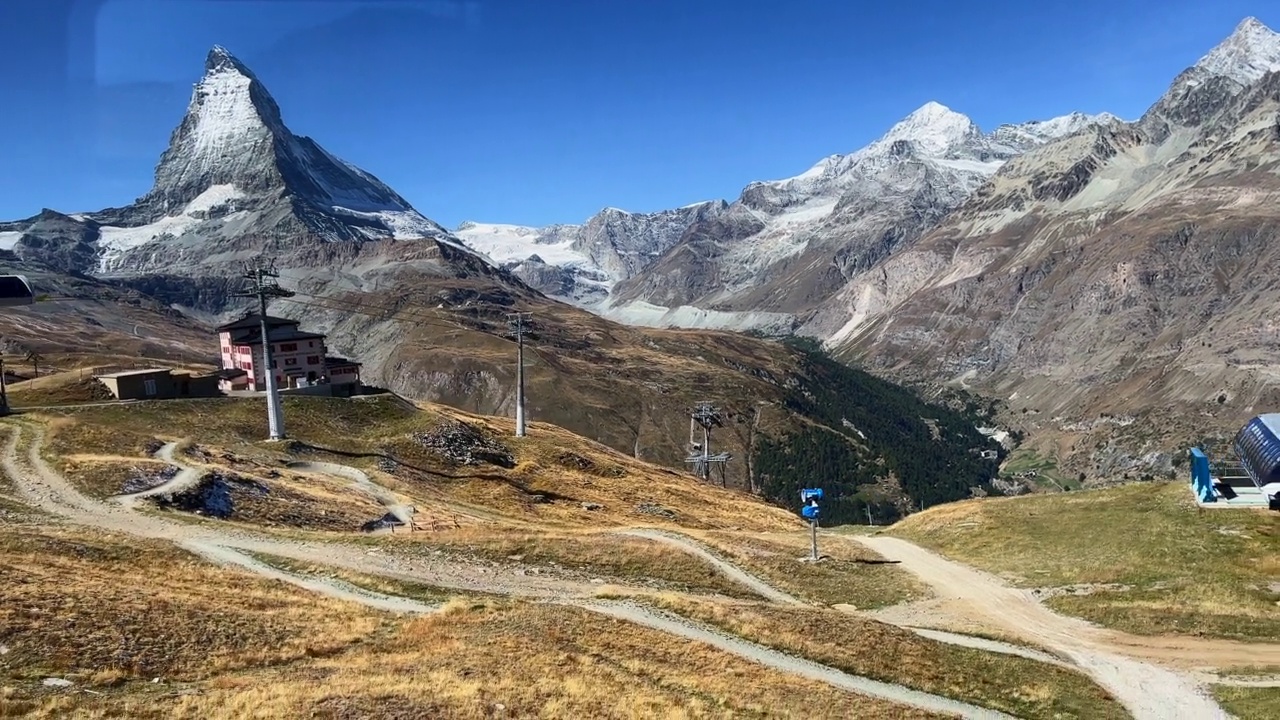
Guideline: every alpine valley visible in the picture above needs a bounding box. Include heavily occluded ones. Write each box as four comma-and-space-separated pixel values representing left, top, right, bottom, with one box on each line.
0, 46, 1005, 524
5, 16, 1280, 506
459, 16, 1280, 483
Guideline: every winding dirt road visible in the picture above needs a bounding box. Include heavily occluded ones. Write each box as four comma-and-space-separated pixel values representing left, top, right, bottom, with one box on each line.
4, 421, 1010, 718
616, 528, 806, 605
851, 535, 1233, 720
3, 423, 610, 599
286, 459, 416, 526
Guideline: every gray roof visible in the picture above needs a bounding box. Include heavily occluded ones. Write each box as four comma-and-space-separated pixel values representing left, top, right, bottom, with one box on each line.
95, 368, 171, 380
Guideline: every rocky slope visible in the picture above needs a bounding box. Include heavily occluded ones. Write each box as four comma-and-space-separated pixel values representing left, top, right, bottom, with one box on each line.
457, 103, 1115, 333
820, 16, 1280, 480
453, 200, 723, 305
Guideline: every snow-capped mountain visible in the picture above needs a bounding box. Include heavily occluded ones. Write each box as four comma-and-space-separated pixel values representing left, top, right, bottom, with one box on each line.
810, 16, 1280, 480
456, 101, 1116, 324
598, 102, 1117, 331
1140, 17, 1280, 142
454, 201, 726, 305
1194, 16, 1280, 85
0, 46, 458, 278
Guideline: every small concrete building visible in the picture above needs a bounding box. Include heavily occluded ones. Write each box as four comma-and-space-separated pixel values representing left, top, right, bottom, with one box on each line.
95, 368, 220, 401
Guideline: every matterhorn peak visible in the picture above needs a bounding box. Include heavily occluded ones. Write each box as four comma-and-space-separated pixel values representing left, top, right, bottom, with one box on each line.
1194, 16, 1280, 85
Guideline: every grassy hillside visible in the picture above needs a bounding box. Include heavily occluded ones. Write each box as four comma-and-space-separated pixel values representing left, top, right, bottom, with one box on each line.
890, 482, 1280, 641
41, 394, 800, 533
32, 394, 932, 601
0, 526, 935, 719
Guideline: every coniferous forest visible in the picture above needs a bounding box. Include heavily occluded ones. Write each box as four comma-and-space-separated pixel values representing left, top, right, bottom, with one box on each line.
753, 341, 1005, 525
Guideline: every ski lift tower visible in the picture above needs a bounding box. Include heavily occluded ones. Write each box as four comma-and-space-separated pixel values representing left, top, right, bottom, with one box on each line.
685, 401, 731, 483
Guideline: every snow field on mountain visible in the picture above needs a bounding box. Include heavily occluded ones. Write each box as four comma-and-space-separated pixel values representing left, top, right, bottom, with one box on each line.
455, 222, 594, 267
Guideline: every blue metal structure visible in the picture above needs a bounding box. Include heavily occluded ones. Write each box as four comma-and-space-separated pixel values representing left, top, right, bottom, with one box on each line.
1233, 414, 1280, 493
799, 488, 823, 560
1189, 447, 1214, 502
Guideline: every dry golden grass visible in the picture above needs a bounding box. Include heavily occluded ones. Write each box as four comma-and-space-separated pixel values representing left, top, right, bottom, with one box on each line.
891, 482, 1280, 641
0, 527, 942, 720
57, 457, 177, 498
0, 527, 385, 686
36, 602, 944, 720
40, 395, 801, 533
653, 597, 1129, 720
1212, 686, 1280, 720
693, 529, 930, 608
374, 526, 757, 598
7, 374, 116, 406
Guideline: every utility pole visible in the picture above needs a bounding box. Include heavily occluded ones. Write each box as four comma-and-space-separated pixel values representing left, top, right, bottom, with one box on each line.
234, 259, 295, 441
507, 312, 531, 437
0, 354, 8, 416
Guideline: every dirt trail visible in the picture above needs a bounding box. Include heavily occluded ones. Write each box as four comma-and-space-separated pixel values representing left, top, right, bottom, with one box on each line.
852, 535, 1230, 720
579, 600, 1016, 720
616, 528, 806, 605
182, 540, 439, 614
2, 421, 1011, 719
113, 442, 204, 507
2, 422, 608, 599
286, 459, 415, 526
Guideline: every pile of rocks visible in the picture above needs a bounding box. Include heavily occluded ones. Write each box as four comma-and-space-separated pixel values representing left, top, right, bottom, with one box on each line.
635, 502, 677, 520
412, 421, 515, 468
150, 472, 268, 519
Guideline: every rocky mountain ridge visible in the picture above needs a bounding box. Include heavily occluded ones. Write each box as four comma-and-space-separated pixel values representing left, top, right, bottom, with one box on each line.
816, 16, 1280, 480
457, 102, 1117, 333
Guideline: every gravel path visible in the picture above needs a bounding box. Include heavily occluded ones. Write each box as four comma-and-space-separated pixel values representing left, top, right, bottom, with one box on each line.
851, 535, 1230, 720
615, 528, 805, 605
903, 627, 1068, 667
2, 421, 1025, 718
578, 600, 1016, 720
113, 442, 204, 507
286, 459, 415, 526
182, 540, 439, 614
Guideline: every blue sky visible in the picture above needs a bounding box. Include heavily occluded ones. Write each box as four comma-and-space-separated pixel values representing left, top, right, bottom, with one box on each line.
0, 0, 1275, 228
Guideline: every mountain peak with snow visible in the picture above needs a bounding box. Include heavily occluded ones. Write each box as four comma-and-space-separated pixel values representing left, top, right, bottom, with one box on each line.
45, 44, 457, 274
879, 101, 981, 156
1195, 16, 1280, 85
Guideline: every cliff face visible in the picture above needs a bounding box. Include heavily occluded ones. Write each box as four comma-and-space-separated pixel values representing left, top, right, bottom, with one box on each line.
820, 20, 1280, 479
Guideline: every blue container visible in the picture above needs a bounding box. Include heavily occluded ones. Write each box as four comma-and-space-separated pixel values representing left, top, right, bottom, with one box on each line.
1234, 415, 1280, 488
